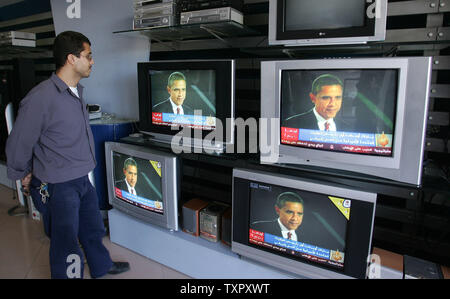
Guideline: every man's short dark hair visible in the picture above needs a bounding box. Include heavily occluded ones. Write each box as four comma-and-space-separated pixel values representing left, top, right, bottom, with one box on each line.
275, 192, 304, 209
311, 74, 343, 95
53, 31, 91, 70
123, 157, 137, 170
167, 72, 186, 88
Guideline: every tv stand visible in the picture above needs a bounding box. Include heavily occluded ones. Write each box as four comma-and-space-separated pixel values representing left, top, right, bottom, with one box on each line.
123, 135, 255, 161
108, 208, 296, 278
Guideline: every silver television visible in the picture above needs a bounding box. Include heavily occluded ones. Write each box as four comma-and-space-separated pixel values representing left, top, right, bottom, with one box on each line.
268, 0, 387, 46
260, 57, 432, 186
232, 168, 377, 279
105, 142, 180, 231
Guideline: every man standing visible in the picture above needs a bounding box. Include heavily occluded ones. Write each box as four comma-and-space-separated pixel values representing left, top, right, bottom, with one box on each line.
5, 31, 129, 279
284, 74, 349, 132
152, 71, 194, 115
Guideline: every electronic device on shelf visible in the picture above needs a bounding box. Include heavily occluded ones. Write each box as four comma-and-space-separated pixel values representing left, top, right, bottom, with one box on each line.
137, 59, 235, 153
133, 0, 179, 29
179, 0, 244, 13
182, 198, 209, 236
232, 168, 377, 279
180, 7, 243, 25
260, 57, 432, 186
221, 207, 232, 246
105, 141, 180, 231
199, 201, 229, 242
268, 0, 387, 46
0, 31, 36, 47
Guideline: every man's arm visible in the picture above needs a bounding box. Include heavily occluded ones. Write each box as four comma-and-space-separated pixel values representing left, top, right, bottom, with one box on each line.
20, 173, 32, 196
5, 92, 46, 185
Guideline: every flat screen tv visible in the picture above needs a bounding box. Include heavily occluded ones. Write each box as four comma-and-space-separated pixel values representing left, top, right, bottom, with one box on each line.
137, 59, 235, 152
260, 57, 432, 186
232, 168, 377, 279
268, 0, 387, 46
105, 141, 180, 231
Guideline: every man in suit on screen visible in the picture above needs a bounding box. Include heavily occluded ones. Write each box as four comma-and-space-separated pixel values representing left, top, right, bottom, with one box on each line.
115, 157, 142, 196
283, 74, 350, 132
152, 71, 194, 116
252, 191, 308, 242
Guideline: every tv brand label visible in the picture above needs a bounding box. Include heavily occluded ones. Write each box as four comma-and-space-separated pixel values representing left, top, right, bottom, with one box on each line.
66, 0, 81, 19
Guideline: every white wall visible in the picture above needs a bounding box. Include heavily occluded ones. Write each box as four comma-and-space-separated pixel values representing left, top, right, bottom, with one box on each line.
50, 0, 150, 120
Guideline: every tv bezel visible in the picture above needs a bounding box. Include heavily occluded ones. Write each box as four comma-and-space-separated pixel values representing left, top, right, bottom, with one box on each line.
137, 59, 235, 151
232, 168, 377, 279
268, 0, 388, 46
260, 57, 432, 186
105, 141, 180, 231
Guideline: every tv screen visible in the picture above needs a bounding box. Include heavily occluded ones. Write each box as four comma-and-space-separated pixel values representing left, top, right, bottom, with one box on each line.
112, 151, 164, 214
280, 69, 398, 157
150, 69, 217, 130
105, 142, 180, 231
138, 59, 235, 151
268, 0, 387, 46
249, 182, 349, 270
260, 57, 432, 186
284, 0, 365, 31
232, 168, 377, 279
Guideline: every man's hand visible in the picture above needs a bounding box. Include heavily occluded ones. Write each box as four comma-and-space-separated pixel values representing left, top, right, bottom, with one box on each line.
20, 173, 32, 196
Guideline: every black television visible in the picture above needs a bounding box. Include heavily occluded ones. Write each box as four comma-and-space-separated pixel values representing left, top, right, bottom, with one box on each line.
268, 0, 387, 46
137, 59, 235, 153
105, 141, 180, 231
232, 168, 377, 279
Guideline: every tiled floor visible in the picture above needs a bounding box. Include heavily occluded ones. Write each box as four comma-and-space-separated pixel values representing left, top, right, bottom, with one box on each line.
0, 183, 191, 279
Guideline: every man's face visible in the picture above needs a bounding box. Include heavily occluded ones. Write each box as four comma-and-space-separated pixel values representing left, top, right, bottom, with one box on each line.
310, 84, 343, 120
275, 201, 304, 231
74, 42, 94, 78
167, 79, 186, 106
123, 165, 137, 188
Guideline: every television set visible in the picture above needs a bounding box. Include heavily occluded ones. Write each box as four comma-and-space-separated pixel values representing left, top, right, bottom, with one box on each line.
268, 0, 387, 46
260, 57, 432, 186
137, 59, 235, 152
232, 168, 377, 279
105, 141, 180, 231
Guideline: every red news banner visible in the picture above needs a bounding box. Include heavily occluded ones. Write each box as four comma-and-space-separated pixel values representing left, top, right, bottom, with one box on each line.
281, 127, 392, 156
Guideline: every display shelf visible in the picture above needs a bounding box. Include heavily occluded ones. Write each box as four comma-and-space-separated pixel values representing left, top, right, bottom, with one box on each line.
120, 136, 420, 200
108, 208, 295, 278
0, 45, 52, 60
113, 20, 261, 46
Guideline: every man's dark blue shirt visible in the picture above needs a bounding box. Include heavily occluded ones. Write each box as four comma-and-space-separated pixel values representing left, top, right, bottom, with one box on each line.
6, 73, 96, 183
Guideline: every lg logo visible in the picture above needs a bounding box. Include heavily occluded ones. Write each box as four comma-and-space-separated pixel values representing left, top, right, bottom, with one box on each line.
66, 0, 81, 19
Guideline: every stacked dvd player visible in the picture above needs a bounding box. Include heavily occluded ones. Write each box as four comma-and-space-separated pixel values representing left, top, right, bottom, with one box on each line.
0, 31, 36, 47
179, 0, 243, 13
133, 0, 179, 29
179, 0, 244, 25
